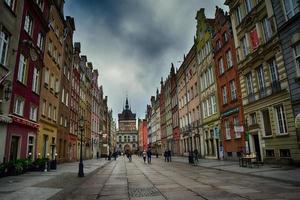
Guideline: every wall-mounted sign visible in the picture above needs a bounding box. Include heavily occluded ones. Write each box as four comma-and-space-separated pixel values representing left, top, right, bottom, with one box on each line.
234, 126, 244, 133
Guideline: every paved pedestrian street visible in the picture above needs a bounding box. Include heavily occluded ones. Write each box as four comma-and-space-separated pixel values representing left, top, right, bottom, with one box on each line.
61, 157, 300, 200
1, 157, 300, 200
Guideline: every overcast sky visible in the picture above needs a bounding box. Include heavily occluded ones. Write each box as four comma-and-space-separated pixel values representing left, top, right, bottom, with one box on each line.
65, 0, 227, 121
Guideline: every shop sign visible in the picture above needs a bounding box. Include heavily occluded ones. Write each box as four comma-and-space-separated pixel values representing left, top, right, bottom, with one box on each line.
234, 126, 244, 133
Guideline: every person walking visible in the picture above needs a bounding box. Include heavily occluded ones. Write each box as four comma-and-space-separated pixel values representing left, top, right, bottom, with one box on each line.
164, 150, 168, 162
194, 149, 199, 164
168, 149, 172, 162
147, 148, 152, 164
142, 150, 147, 163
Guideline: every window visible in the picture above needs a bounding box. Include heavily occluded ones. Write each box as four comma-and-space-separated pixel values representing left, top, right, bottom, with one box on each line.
14, 96, 25, 116
225, 120, 231, 139
42, 99, 46, 116
211, 95, 217, 114
268, 58, 279, 83
265, 149, 275, 157
219, 58, 225, 75
24, 14, 33, 36
29, 105, 38, 121
246, 73, 254, 95
222, 86, 227, 105
294, 43, 300, 76
48, 40, 53, 55
32, 67, 40, 93
50, 74, 55, 90
223, 32, 228, 43
64, 118, 67, 127
44, 68, 49, 85
250, 28, 259, 51
261, 109, 272, 136
53, 107, 57, 121
119, 136, 122, 142
283, 0, 299, 19
217, 40, 222, 49
55, 79, 59, 94
241, 36, 249, 57
250, 113, 257, 125
60, 115, 63, 126
234, 117, 241, 138
65, 92, 69, 107
275, 104, 288, 134
61, 88, 65, 103
48, 104, 52, 119
245, 0, 253, 13
37, 32, 44, 50
0, 31, 9, 66
208, 98, 212, 116
230, 80, 237, 100
262, 17, 273, 42
226, 50, 233, 68
35, 0, 44, 11
17, 54, 27, 84
235, 5, 243, 24
280, 149, 291, 157
256, 65, 266, 90
28, 136, 35, 159
5, 0, 15, 9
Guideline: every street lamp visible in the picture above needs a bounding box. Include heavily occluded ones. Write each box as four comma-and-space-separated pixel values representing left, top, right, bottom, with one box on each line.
78, 116, 85, 177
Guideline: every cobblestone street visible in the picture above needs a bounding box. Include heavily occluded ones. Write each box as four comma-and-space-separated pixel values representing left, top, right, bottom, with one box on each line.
63, 157, 300, 200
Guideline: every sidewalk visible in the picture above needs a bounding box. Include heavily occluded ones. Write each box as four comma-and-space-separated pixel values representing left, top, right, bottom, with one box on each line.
167, 156, 300, 185
0, 159, 109, 200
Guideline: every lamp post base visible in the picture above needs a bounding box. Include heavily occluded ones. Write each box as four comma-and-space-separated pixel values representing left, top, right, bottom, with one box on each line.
78, 162, 84, 177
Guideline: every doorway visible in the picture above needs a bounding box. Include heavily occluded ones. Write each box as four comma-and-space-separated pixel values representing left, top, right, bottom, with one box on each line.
10, 136, 20, 161
253, 134, 261, 161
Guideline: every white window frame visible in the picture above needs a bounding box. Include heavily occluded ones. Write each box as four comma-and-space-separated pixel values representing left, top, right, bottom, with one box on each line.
37, 32, 44, 50
29, 104, 38, 121
14, 96, 25, 116
262, 17, 273, 42
235, 5, 243, 24
53, 107, 57, 121
0, 31, 9, 66
32, 67, 40, 94
219, 58, 224, 75
230, 80, 237, 100
246, 73, 254, 95
48, 104, 52, 119
241, 36, 249, 58
268, 58, 279, 82
44, 68, 49, 85
17, 54, 27, 84
226, 50, 233, 68
245, 0, 253, 13
24, 14, 33, 36
282, 0, 300, 19
275, 104, 288, 135
256, 65, 266, 90
42, 99, 46, 116
222, 86, 227, 105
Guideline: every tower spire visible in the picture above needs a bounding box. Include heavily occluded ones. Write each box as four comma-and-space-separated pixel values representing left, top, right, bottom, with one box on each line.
125, 96, 129, 110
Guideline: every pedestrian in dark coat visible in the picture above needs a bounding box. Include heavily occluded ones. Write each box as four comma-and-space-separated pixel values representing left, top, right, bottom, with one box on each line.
164, 150, 168, 162
147, 149, 152, 164
168, 149, 172, 162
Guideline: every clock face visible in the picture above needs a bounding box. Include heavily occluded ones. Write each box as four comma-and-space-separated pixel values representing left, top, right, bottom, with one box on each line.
30, 48, 38, 62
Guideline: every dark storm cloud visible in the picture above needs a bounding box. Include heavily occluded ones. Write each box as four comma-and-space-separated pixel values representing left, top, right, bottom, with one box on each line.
65, 0, 227, 119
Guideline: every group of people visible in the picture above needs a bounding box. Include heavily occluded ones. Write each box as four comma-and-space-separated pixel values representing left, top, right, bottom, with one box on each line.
142, 149, 152, 164
164, 149, 172, 162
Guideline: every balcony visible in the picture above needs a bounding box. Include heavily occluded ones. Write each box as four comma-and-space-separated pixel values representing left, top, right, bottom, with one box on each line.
271, 80, 281, 94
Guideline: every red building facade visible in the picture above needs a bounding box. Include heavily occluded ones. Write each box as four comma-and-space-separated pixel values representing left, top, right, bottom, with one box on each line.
212, 7, 245, 160
6, 0, 50, 161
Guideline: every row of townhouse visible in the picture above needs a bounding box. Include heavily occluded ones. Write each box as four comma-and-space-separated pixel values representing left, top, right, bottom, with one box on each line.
143, 0, 300, 164
0, 0, 113, 164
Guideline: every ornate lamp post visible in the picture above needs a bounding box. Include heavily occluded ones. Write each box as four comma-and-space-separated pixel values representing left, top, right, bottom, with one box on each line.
78, 116, 84, 177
